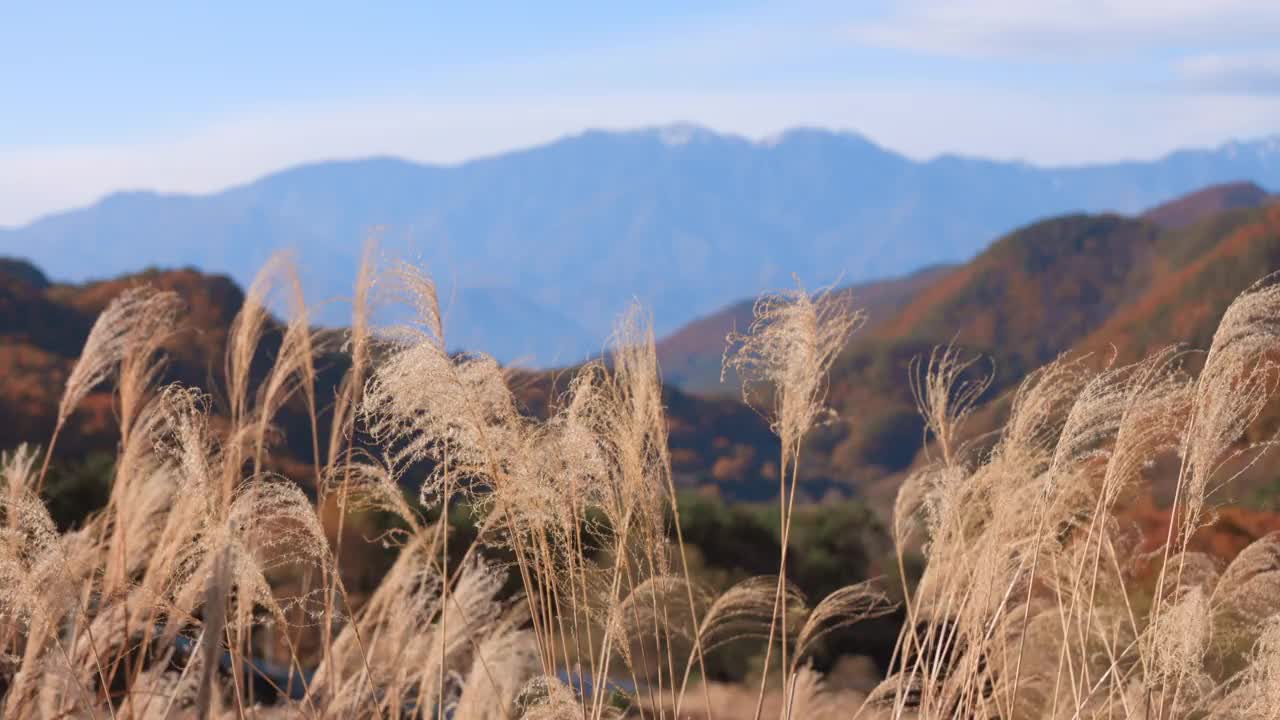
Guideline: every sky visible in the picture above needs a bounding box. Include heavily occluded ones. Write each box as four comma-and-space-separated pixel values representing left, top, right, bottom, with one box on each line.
3, 0, 1280, 227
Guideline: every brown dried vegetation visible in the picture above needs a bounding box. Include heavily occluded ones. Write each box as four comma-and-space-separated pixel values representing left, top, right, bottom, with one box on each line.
5, 244, 1280, 719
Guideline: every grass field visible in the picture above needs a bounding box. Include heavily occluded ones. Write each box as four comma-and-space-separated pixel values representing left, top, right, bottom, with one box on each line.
4, 247, 1280, 718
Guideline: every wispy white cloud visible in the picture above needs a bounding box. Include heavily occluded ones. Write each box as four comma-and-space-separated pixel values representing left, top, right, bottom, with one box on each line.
846, 0, 1280, 57
1179, 52, 1280, 95
4, 88, 1279, 227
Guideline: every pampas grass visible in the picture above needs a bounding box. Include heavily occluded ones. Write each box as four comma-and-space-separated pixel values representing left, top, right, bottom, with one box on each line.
9, 258, 1280, 719
724, 280, 864, 719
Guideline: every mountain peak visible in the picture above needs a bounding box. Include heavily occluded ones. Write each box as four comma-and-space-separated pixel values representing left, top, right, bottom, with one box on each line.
555, 124, 745, 152
1141, 181, 1272, 230
1218, 135, 1280, 160
98, 189, 164, 206
759, 126, 878, 149
0, 257, 50, 289
654, 123, 718, 147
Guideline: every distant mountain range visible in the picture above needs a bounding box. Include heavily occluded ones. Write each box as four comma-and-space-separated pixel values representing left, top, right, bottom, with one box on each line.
5, 181, 1280, 507
3, 126, 1279, 364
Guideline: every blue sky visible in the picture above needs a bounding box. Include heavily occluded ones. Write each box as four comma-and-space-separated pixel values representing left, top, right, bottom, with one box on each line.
3, 0, 1279, 225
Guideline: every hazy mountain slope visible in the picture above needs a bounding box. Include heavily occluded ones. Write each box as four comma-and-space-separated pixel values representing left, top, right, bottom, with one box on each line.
1141, 181, 1273, 230
443, 287, 595, 366
3, 127, 1279, 366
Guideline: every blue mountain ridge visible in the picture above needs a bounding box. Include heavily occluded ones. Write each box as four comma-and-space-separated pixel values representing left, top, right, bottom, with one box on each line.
2, 126, 1278, 364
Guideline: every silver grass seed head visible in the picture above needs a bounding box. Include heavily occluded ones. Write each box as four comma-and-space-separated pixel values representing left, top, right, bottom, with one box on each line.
723, 280, 864, 447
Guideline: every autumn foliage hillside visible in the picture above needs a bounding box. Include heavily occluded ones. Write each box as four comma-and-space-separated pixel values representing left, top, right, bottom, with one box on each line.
793, 186, 1280, 504
0, 259, 783, 499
